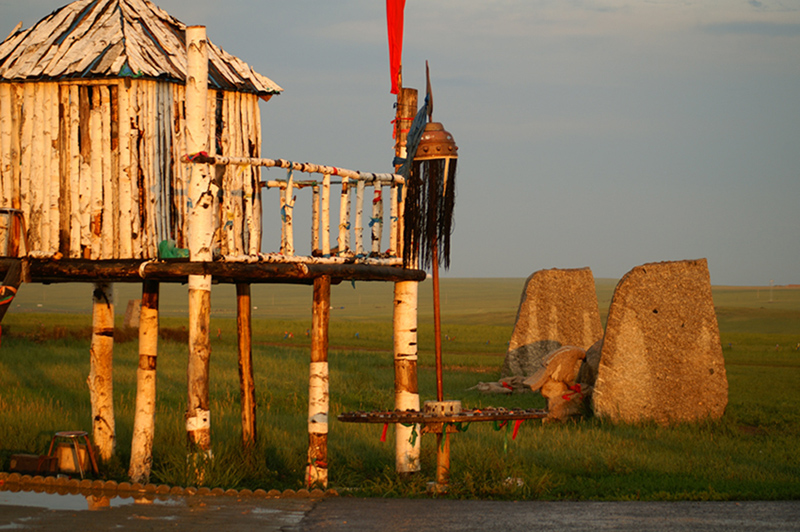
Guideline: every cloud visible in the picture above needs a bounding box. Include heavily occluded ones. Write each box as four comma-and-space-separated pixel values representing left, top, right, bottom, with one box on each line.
704, 21, 800, 37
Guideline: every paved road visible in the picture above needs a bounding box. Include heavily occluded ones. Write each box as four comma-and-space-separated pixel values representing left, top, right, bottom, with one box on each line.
1, 490, 799, 531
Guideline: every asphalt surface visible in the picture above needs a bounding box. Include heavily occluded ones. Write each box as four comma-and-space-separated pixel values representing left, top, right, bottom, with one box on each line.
1, 490, 799, 531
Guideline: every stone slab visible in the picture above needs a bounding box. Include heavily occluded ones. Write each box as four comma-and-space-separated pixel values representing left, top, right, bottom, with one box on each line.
501, 268, 602, 377
593, 259, 728, 424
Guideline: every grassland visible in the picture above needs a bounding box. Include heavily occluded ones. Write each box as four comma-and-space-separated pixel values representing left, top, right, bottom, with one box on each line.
0, 278, 798, 500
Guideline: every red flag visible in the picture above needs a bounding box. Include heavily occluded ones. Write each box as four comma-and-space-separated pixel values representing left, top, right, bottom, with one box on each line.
386, 0, 406, 94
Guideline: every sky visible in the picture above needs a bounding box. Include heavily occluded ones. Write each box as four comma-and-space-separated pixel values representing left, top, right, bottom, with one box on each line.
2, 0, 799, 286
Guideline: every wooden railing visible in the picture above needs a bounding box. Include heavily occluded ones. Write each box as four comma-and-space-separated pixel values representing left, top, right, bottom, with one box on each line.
187, 154, 406, 266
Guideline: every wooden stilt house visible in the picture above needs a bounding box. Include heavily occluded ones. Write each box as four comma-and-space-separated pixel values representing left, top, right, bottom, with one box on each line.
0, 0, 282, 259
0, 0, 428, 491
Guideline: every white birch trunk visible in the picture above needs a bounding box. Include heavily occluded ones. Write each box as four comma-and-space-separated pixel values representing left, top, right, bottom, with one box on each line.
321, 174, 331, 255
145, 82, 158, 256
389, 184, 399, 256
279, 184, 286, 254
248, 93, 262, 255
101, 86, 114, 259
371, 183, 383, 254
354, 179, 364, 255
311, 185, 320, 254
20, 84, 34, 235
10, 85, 22, 212
29, 84, 44, 252
41, 83, 53, 252
118, 81, 133, 257
393, 280, 421, 473
89, 282, 116, 462
130, 83, 142, 258
337, 177, 349, 254
49, 83, 61, 252
186, 26, 213, 460
283, 172, 294, 256
0, 83, 12, 210
129, 281, 158, 484
68, 85, 81, 257
90, 88, 103, 259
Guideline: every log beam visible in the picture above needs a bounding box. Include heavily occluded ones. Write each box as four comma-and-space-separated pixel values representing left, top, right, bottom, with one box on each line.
0, 258, 426, 285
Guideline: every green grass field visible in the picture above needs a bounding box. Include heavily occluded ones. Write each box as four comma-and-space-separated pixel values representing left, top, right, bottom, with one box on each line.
1, 278, 798, 499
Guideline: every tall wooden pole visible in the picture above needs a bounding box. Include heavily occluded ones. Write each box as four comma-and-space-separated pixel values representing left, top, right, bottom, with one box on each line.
307, 275, 330, 488
432, 244, 443, 402
237, 283, 256, 448
89, 282, 115, 462
392, 87, 421, 474
129, 280, 159, 484
186, 26, 213, 462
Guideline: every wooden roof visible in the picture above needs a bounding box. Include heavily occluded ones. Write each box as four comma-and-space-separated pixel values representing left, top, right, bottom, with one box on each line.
0, 0, 282, 97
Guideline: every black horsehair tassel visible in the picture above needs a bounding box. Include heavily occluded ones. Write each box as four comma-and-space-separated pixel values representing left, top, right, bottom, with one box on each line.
402, 157, 457, 270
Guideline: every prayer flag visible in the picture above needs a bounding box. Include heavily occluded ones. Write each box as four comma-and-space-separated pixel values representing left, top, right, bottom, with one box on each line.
386, 0, 406, 94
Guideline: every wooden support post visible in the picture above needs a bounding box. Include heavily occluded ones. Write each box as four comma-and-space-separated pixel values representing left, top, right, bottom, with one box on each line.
354, 180, 365, 255
338, 177, 350, 254
392, 87, 420, 474
371, 183, 383, 254
89, 282, 115, 462
311, 184, 320, 254
435, 431, 451, 489
129, 280, 159, 484
306, 275, 330, 488
186, 26, 213, 465
237, 283, 256, 448
321, 174, 331, 255
393, 280, 421, 474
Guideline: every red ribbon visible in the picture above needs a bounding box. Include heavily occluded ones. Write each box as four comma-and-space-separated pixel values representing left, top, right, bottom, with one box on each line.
512, 419, 524, 440
562, 383, 584, 401
380, 423, 389, 442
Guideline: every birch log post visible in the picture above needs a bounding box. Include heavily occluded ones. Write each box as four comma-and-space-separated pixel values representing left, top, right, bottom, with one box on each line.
393, 280, 421, 473
237, 283, 257, 448
0, 83, 11, 208
354, 180, 365, 255
311, 184, 320, 254
284, 171, 295, 256
185, 26, 214, 460
337, 177, 350, 254
89, 282, 116, 462
393, 87, 420, 473
371, 183, 383, 254
307, 275, 331, 488
321, 174, 331, 255
129, 280, 159, 484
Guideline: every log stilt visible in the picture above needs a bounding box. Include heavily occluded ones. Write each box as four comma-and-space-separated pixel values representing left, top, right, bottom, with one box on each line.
391, 87, 420, 475
129, 280, 159, 484
186, 26, 213, 473
393, 280, 421, 474
237, 283, 256, 448
306, 275, 330, 488
89, 281, 115, 462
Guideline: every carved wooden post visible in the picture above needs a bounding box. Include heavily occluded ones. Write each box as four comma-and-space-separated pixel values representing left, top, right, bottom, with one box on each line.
129, 280, 159, 484
393, 86, 420, 474
186, 26, 213, 462
237, 283, 256, 447
306, 275, 330, 488
89, 282, 115, 462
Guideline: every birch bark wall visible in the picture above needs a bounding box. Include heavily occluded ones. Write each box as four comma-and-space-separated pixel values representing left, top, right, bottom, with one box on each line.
0, 80, 262, 259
